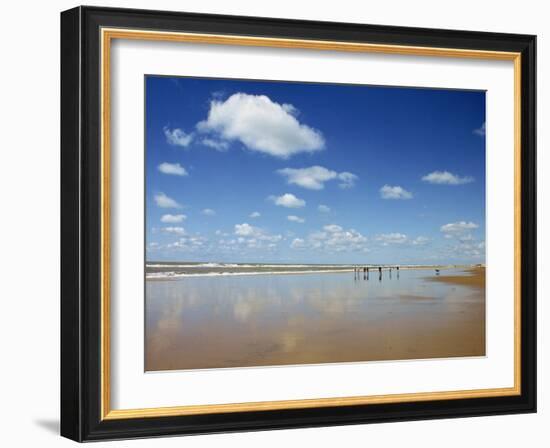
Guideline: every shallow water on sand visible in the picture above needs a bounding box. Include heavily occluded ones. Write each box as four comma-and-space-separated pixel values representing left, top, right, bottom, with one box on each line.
145, 268, 485, 371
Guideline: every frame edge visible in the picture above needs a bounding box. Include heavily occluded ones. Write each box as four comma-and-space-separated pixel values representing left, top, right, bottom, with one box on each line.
61, 5, 537, 441
61, 6, 84, 442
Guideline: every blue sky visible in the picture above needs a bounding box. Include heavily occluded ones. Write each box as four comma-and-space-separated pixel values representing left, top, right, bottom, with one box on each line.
145, 76, 486, 264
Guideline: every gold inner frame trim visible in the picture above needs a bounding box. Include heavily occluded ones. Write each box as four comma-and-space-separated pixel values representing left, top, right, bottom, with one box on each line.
100, 27, 522, 421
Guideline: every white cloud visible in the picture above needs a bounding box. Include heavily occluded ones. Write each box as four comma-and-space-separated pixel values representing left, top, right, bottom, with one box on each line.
154, 192, 181, 209
157, 162, 188, 176
338, 172, 358, 189
287, 215, 305, 223
201, 138, 229, 151
324, 224, 343, 233
277, 166, 335, 190
446, 240, 486, 259
380, 185, 413, 200
473, 122, 486, 136
376, 233, 408, 245
269, 193, 306, 208
249, 211, 261, 218
201, 208, 216, 216
164, 126, 193, 147
160, 214, 186, 223
196, 93, 324, 158
422, 170, 474, 185
277, 166, 358, 190
411, 236, 430, 246
315, 226, 367, 252
440, 221, 479, 234
290, 238, 306, 249
165, 235, 207, 251
234, 223, 256, 236
318, 204, 330, 213
459, 234, 475, 242
146, 242, 160, 252
233, 223, 282, 249
162, 226, 186, 236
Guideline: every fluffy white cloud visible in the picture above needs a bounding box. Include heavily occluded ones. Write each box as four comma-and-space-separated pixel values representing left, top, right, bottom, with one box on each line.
338, 172, 358, 189
411, 236, 430, 246
233, 223, 282, 249
422, 171, 473, 185
446, 240, 485, 259
318, 204, 330, 213
376, 233, 408, 245
201, 208, 216, 216
249, 211, 261, 218
162, 226, 186, 236
287, 215, 305, 223
380, 185, 413, 200
473, 122, 486, 136
316, 226, 367, 252
165, 236, 207, 251
201, 138, 229, 151
146, 242, 160, 252
160, 214, 186, 223
290, 224, 368, 252
163, 126, 193, 147
157, 162, 188, 176
290, 238, 306, 249
269, 193, 306, 208
277, 166, 358, 190
440, 221, 479, 234
196, 93, 325, 158
459, 234, 475, 242
324, 224, 343, 233
154, 192, 181, 209
277, 166, 335, 190
234, 223, 256, 236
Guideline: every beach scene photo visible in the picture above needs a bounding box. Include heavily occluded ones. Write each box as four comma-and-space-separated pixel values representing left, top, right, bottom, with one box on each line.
145, 76, 486, 371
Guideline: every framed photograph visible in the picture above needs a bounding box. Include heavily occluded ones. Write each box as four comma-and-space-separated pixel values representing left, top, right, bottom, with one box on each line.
61, 6, 536, 442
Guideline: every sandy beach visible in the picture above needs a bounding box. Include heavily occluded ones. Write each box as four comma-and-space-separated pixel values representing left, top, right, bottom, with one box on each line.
426, 267, 485, 289
145, 266, 486, 371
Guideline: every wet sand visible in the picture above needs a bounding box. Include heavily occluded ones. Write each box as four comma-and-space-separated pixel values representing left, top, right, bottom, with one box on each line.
145, 268, 486, 371
426, 267, 485, 289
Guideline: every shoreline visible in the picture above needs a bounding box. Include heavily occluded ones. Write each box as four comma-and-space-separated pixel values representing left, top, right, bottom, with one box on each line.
146, 264, 482, 280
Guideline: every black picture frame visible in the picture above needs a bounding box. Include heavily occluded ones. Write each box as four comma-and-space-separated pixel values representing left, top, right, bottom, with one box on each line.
61, 5, 536, 442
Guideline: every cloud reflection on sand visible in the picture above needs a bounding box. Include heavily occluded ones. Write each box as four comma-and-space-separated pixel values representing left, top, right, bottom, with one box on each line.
145, 268, 485, 371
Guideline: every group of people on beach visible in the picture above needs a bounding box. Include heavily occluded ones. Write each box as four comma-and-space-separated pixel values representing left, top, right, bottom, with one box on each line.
353, 265, 400, 281
353, 266, 400, 274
